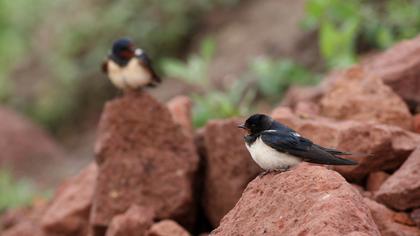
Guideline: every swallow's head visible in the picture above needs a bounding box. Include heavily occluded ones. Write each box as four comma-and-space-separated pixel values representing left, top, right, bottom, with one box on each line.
238, 114, 273, 135
111, 38, 135, 60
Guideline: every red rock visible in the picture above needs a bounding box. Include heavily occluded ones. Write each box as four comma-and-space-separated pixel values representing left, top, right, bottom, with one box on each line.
91, 91, 198, 227
393, 212, 416, 226
0, 107, 65, 186
194, 128, 205, 157
281, 85, 324, 108
363, 198, 420, 236
366, 171, 390, 192
146, 220, 190, 236
1, 199, 48, 236
320, 67, 413, 130
271, 107, 420, 181
376, 147, 420, 210
410, 208, 420, 228
41, 163, 97, 235
106, 205, 154, 236
202, 118, 260, 226
2, 221, 45, 236
1, 208, 31, 231
167, 96, 193, 137
351, 184, 365, 195
294, 101, 320, 117
284, 36, 420, 113
414, 114, 420, 133
351, 184, 373, 199
364, 35, 420, 109
211, 164, 380, 236
281, 68, 351, 109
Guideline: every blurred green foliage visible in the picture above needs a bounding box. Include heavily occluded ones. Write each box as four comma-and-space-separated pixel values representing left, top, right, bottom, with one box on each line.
163, 38, 255, 127
362, 0, 420, 48
303, 0, 360, 68
0, 169, 36, 212
163, 39, 318, 127
162, 38, 215, 87
303, 0, 420, 68
191, 82, 255, 127
251, 57, 319, 102
0, 0, 51, 101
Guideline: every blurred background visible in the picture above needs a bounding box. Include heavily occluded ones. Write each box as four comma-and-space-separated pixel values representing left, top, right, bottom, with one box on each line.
1, 0, 420, 213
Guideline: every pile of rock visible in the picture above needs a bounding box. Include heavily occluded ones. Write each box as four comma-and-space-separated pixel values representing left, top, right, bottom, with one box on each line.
1, 91, 200, 236
2, 36, 420, 236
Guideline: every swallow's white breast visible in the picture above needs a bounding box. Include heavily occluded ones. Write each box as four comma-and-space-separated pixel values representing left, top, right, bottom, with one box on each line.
245, 137, 301, 170
107, 59, 152, 89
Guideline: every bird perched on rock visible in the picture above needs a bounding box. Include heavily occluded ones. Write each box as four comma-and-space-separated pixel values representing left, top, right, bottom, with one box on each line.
102, 38, 161, 90
238, 114, 357, 173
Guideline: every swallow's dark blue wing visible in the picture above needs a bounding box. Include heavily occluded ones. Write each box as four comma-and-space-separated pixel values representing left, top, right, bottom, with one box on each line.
317, 146, 352, 155
260, 130, 357, 165
137, 51, 161, 84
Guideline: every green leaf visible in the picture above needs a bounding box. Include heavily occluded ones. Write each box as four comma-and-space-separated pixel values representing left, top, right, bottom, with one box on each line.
0, 169, 37, 211
200, 37, 216, 60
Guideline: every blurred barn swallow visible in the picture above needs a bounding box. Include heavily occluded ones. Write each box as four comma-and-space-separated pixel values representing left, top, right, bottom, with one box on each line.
102, 38, 161, 90
238, 114, 357, 172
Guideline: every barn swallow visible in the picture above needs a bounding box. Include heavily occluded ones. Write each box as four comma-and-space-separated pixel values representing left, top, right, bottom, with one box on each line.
102, 38, 161, 90
238, 114, 357, 172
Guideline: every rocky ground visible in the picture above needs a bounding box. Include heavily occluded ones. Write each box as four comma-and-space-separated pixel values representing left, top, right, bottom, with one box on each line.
2, 36, 420, 236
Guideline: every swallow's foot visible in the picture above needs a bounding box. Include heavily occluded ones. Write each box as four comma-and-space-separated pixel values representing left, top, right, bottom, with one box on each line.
259, 166, 291, 177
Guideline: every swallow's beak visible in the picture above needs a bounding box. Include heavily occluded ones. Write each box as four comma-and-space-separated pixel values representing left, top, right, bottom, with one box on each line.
237, 124, 247, 130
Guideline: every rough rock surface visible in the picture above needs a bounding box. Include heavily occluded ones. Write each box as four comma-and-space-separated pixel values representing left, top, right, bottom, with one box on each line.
282, 35, 420, 112
0, 106, 65, 186
281, 85, 325, 108
147, 220, 191, 236
271, 107, 420, 181
91, 91, 199, 227
1, 208, 31, 232
320, 67, 412, 130
366, 171, 390, 192
393, 212, 416, 227
294, 101, 320, 116
364, 198, 420, 236
364, 35, 420, 109
167, 96, 193, 137
202, 118, 260, 226
2, 221, 45, 236
414, 114, 420, 133
410, 208, 420, 228
41, 163, 97, 235
1, 201, 49, 236
351, 184, 373, 199
376, 147, 420, 210
106, 205, 155, 236
211, 164, 380, 236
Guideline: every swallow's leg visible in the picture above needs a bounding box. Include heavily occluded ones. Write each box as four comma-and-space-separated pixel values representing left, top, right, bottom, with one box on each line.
258, 170, 271, 177
274, 166, 291, 173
